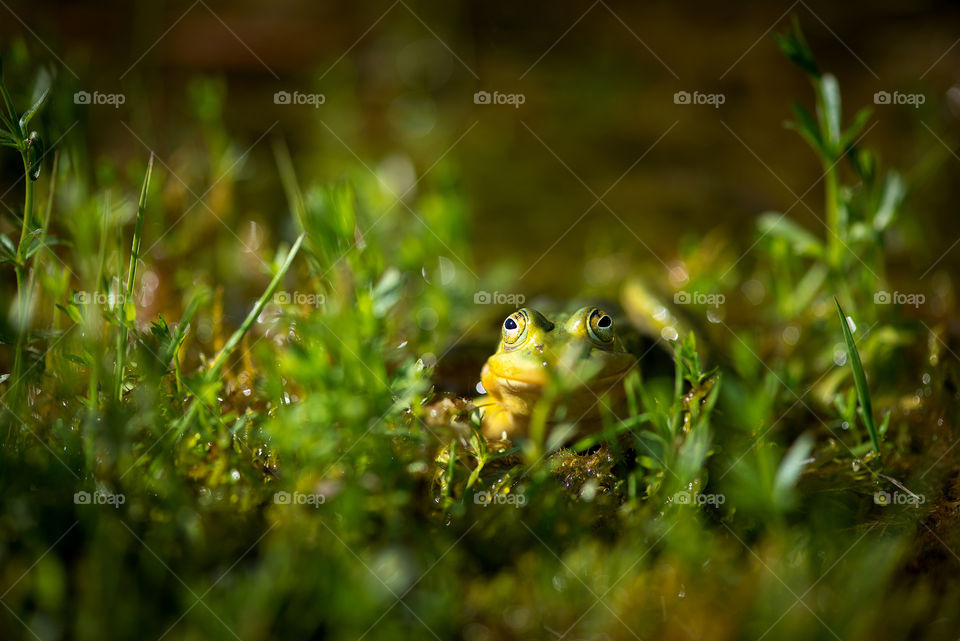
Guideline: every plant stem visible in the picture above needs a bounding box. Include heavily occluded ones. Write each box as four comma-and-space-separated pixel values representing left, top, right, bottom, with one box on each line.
823, 161, 841, 269
10, 148, 35, 404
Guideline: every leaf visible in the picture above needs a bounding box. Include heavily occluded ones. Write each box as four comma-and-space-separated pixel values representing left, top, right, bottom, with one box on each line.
835, 298, 880, 454
792, 263, 828, 312
0, 64, 20, 137
757, 212, 823, 257
773, 433, 814, 504
839, 106, 873, 151
0, 233, 16, 263
23, 234, 61, 261
849, 147, 875, 184
785, 102, 823, 156
372, 267, 404, 317
773, 16, 821, 78
56, 302, 83, 325
818, 74, 842, 152
19, 86, 48, 131
874, 171, 905, 231
63, 353, 91, 368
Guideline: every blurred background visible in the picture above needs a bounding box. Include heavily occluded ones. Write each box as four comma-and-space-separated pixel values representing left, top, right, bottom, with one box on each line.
1, 0, 959, 316
4, 5, 960, 640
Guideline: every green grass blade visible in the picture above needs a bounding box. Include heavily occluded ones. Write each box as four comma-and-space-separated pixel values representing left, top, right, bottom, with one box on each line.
835, 298, 880, 454
113, 154, 154, 402
206, 232, 305, 378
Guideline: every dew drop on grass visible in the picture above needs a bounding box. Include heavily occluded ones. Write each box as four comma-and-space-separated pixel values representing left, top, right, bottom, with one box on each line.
661, 326, 679, 341
845, 315, 857, 333
833, 344, 848, 366
922, 373, 931, 384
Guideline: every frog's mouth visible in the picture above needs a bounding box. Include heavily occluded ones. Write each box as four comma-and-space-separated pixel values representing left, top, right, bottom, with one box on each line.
485, 361, 635, 393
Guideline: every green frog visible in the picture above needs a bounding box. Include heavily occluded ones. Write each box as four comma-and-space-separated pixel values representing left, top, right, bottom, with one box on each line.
475, 306, 638, 439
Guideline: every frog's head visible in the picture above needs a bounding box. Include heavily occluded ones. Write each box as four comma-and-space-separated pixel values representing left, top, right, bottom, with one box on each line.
479, 306, 636, 436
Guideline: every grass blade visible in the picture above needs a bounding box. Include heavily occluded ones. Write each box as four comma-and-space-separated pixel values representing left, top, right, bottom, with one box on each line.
835, 297, 880, 454
113, 154, 154, 401
206, 232, 305, 377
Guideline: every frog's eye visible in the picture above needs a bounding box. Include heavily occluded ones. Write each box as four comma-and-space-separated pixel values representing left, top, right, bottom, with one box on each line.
502, 310, 528, 345
587, 308, 615, 344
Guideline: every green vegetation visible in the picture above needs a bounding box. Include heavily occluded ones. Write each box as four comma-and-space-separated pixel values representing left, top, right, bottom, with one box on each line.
0, 21, 957, 641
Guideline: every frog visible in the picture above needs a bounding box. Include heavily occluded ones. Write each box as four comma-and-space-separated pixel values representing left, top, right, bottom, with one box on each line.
474, 306, 638, 439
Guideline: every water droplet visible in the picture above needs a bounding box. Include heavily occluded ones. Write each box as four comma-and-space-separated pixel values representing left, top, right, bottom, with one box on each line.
845, 315, 857, 333
782, 325, 801, 345
417, 307, 439, 330
834, 345, 848, 366
741, 279, 765, 305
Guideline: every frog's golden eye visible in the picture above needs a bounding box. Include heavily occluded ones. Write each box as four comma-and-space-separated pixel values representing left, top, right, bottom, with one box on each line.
587, 308, 615, 344
502, 310, 528, 345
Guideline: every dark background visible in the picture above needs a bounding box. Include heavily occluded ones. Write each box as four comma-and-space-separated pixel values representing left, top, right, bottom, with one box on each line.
1, 0, 958, 298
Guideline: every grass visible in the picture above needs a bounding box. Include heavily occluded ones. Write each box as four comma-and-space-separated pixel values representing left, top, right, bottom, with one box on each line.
835, 297, 881, 454
0, 20, 957, 641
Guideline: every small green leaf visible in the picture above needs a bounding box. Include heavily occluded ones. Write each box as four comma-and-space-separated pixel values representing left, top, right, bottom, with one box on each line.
785, 102, 823, 155
63, 353, 91, 368
818, 74, 842, 152
773, 433, 814, 505
56, 302, 84, 325
849, 147, 875, 183
874, 171, 905, 231
758, 212, 823, 257
839, 106, 873, 151
773, 16, 821, 78
19, 86, 48, 131
835, 298, 880, 454
0, 233, 16, 260
23, 234, 61, 261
